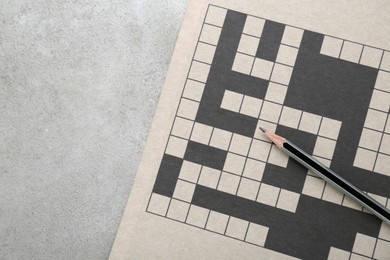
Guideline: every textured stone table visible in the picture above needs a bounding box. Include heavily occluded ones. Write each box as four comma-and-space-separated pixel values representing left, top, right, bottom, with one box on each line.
0, 1, 188, 259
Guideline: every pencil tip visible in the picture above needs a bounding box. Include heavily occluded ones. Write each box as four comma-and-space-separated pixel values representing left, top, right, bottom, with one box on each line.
259, 127, 266, 133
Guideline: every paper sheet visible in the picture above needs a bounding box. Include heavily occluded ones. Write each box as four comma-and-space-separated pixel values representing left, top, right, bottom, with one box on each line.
110, 0, 390, 259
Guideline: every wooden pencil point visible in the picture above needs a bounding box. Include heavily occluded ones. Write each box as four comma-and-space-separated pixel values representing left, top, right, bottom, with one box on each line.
262, 130, 286, 148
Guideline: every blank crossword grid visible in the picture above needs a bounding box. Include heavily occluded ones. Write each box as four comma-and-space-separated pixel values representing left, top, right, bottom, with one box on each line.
146, 4, 390, 260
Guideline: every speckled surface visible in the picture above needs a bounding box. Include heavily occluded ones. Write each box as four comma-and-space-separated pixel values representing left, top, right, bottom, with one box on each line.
0, 0, 188, 259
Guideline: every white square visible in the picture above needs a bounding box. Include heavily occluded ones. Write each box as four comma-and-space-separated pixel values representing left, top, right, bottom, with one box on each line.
245, 223, 269, 246
265, 82, 288, 104
320, 36, 343, 58
374, 153, 390, 177
229, 133, 252, 156
209, 128, 232, 150
270, 63, 293, 85
380, 51, 390, 71
306, 168, 317, 177
166, 136, 188, 158
380, 134, 390, 154
225, 217, 249, 240
183, 79, 205, 102
254, 120, 277, 141
166, 199, 190, 222
360, 46, 383, 68
237, 34, 260, 56
206, 211, 229, 234
386, 116, 390, 134
220, 90, 243, 112
299, 112, 322, 134
257, 183, 280, 207
364, 108, 387, 131
353, 148, 377, 171
248, 139, 272, 161
223, 152, 246, 175
302, 175, 326, 199
190, 122, 213, 145
281, 26, 304, 48
194, 42, 216, 64
179, 160, 201, 183
313, 136, 337, 160
367, 192, 387, 206
200, 24, 222, 45
319, 117, 342, 140
237, 178, 260, 200
267, 145, 289, 168
172, 117, 194, 139
373, 239, 390, 260
322, 183, 343, 204
205, 6, 227, 27
342, 195, 363, 211
243, 158, 265, 181
379, 221, 390, 241
173, 180, 196, 202
243, 16, 265, 37
240, 95, 263, 118
352, 233, 376, 257
340, 41, 363, 63
279, 106, 302, 129
375, 70, 390, 92
369, 89, 390, 112
276, 44, 298, 66
217, 171, 240, 194
198, 166, 221, 188
147, 193, 171, 216
350, 254, 371, 260
232, 52, 254, 75
189, 61, 210, 83
259, 101, 282, 123
328, 247, 351, 260
186, 205, 209, 228
177, 98, 199, 120
358, 128, 382, 151
276, 189, 300, 213
251, 58, 274, 80
313, 156, 331, 167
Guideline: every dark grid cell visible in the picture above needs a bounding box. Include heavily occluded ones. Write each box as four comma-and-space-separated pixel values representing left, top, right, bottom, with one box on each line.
256, 20, 285, 61
153, 154, 183, 197
184, 141, 227, 170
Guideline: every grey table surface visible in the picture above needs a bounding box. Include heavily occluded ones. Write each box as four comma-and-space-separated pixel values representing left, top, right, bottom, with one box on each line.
0, 0, 188, 259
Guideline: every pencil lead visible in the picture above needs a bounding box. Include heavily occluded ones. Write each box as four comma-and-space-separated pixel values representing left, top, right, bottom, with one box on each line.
259, 127, 266, 133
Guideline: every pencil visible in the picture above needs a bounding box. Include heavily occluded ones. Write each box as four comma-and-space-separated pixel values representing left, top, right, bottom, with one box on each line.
260, 127, 390, 225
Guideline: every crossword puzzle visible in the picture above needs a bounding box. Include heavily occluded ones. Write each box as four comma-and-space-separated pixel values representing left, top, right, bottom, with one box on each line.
146, 4, 390, 259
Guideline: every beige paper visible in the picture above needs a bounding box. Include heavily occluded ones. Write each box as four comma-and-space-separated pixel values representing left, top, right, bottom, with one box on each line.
110, 0, 390, 259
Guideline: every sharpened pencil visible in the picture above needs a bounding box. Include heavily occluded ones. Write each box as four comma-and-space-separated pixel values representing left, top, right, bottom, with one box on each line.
260, 128, 390, 225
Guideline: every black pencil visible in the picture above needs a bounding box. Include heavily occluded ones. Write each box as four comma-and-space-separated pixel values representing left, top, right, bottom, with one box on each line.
260, 127, 390, 225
